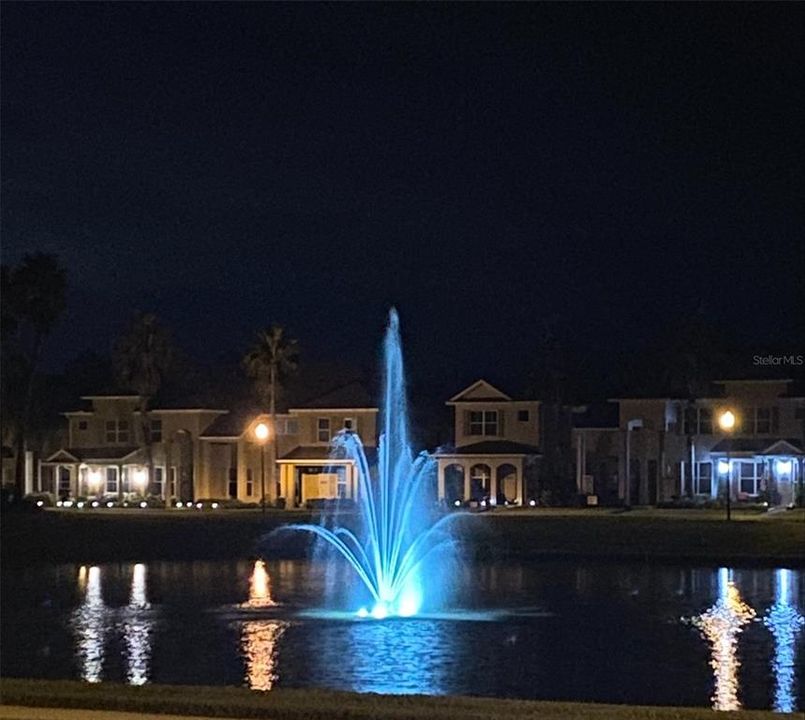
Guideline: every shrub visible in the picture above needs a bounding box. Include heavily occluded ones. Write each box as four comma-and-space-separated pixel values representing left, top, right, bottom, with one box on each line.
24, 492, 55, 507
274, 497, 287, 509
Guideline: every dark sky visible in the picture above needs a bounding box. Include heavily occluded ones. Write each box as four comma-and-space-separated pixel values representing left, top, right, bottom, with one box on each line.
2, 3, 803, 400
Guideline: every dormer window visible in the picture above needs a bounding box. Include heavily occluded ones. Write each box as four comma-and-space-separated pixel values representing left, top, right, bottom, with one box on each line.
105, 420, 130, 444
469, 410, 498, 436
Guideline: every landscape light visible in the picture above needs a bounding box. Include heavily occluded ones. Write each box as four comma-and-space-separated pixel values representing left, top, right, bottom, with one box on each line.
529, 499, 537, 507
76, 501, 84, 508
176, 501, 183, 508
356, 607, 369, 618
64, 500, 74, 508
91, 501, 99, 508
196, 502, 202, 509
106, 501, 114, 508
56, 501, 63, 507
139, 501, 148, 509
211, 502, 219, 509
453, 499, 461, 507
36, 500, 44, 508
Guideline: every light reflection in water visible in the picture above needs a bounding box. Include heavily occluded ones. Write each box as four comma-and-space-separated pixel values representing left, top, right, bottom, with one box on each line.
240, 560, 287, 691
763, 569, 804, 713
689, 568, 756, 711
72, 565, 108, 682
121, 563, 153, 685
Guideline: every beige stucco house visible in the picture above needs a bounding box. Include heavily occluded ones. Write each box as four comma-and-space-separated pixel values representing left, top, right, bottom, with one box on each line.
40, 382, 378, 507
435, 379, 541, 505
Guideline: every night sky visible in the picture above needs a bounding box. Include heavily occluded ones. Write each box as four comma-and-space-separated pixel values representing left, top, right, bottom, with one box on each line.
2, 3, 803, 400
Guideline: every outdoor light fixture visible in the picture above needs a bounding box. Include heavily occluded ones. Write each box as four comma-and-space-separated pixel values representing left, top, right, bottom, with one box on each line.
529, 499, 537, 507
36, 500, 44, 508
64, 500, 73, 508
453, 499, 461, 507
775, 459, 792, 475
211, 502, 219, 509
106, 501, 114, 508
91, 501, 99, 508
132, 468, 148, 491
56, 501, 63, 507
176, 501, 183, 508
718, 409, 737, 521
718, 460, 730, 475
254, 422, 269, 441
139, 501, 148, 508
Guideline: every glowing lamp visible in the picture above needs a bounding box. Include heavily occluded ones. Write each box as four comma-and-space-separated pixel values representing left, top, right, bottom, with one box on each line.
87, 469, 103, 491
139, 501, 148, 508
453, 499, 461, 507
775, 459, 792, 476
718, 460, 730, 475
356, 607, 369, 618
195, 502, 202, 509
371, 603, 388, 620
91, 501, 99, 508
64, 500, 73, 508
56, 501, 63, 507
36, 500, 44, 508
176, 501, 183, 508
718, 410, 736, 432
254, 422, 269, 442
212, 502, 219, 509
106, 501, 114, 508
132, 468, 148, 491
529, 499, 537, 507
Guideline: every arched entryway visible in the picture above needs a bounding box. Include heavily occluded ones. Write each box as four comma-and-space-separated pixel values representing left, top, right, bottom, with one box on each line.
496, 463, 518, 504
443, 464, 464, 504
470, 463, 492, 501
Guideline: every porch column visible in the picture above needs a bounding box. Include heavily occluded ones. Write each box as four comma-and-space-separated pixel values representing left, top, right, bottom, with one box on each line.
437, 460, 445, 501
463, 462, 471, 501
489, 462, 498, 504
516, 458, 524, 505
71, 464, 80, 498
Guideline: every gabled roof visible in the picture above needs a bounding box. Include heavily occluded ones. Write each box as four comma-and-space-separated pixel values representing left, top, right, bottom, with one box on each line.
199, 410, 249, 439
44, 447, 144, 463
448, 379, 512, 403
291, 381, 375, 410
436, 440, 541, 456
710, 438, 804, 455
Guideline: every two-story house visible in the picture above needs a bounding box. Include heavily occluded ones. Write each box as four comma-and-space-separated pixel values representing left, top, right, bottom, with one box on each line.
198, 381, 377, 507
435, 380, 541, 505
609, 379, 804, 506
42, 396, 226, 501
41, 382, 378, 508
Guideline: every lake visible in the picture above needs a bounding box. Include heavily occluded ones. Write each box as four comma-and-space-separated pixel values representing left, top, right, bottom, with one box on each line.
1, 559, 802, 712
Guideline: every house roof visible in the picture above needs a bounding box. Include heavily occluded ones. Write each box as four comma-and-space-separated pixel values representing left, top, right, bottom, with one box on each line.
573, 402, 619, 429
437, 440, 541, 456
44, 446, 144, 463
199, 410, 249, 438
279, 444, 378, 464
448, 379, 512, 403
709, 438, 804, 455
291, 381, 375, 410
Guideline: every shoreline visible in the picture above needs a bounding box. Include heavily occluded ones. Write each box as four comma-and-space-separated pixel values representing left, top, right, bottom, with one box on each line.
2, 507, 803, 567
0, 679, 784, 720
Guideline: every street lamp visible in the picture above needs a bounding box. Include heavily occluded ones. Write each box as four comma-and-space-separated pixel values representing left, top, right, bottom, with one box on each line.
718, 410, 736, 521
254, 422, 270, 517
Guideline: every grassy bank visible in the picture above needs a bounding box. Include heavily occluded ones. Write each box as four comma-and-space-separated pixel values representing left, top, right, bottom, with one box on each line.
0, 679, 779, 720
1, 507, 802, 566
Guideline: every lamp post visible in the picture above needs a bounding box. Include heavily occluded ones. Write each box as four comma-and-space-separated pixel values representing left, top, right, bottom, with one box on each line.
254, 422, 270, 518
718, 410, 736, 521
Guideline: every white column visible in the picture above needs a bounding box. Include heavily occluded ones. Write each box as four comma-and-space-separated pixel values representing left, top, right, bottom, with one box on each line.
516, 458, 524, 505
437, 460, 446, 501
489, 463, 498, 504
463, 462, 471, 501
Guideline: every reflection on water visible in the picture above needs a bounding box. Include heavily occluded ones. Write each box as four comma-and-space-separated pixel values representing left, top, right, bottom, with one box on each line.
689, 568, 756, 711
240, 560, 287, 690
764, 569, 805, 713
70, 564, 156, 685
72, 566, 108, 682
121, 564, 153, 685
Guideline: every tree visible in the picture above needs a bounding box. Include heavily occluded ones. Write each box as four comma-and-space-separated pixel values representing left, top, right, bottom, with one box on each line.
113, 312, 174, 501
1, 254, 67, 499
243, 325, 298, 506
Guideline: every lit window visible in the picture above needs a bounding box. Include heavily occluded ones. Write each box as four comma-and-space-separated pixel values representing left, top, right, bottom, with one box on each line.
696, 462, 712, 496
739, 462, 761, 495
469, 411, 498, 436
317, 418, 331, 443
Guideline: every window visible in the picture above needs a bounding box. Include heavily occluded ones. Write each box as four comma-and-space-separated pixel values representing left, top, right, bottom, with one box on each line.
739, 462, 761, 495
78, 420, 88, 431
343, 418, 354, 431
696, 462, 712, 496
150, 419, 162, 443
517, 410, 530, 422
286, 419, 299, 435
246, 468, 254, 496
106, 467, 118, 494
153, 467, 164, 497
105, 420, 129, 443
684, 407, 713, 435
337, 469, 348, 499
317, 418, 331, 442
756, 408, 771, 434
468, 410, 498, 436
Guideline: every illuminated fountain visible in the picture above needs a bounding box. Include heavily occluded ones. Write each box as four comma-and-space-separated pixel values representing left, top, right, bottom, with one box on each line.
282, 309, 459, 619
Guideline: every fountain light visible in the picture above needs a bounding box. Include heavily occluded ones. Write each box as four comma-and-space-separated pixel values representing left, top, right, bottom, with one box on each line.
356, 607, 369, 618
371, 603, 389, 620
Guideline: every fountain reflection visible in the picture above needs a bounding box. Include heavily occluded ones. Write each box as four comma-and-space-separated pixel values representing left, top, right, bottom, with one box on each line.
689, 568, 756, 711
71, 565, 108, 682
240, 560, 287, 690
763, 569, 804, 713
120, 563, 154, 685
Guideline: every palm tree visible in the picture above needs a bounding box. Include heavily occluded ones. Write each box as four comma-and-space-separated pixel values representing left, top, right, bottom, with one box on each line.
113, 313, 174, 502
2, 254, 67, 500
243, 325, 298, 506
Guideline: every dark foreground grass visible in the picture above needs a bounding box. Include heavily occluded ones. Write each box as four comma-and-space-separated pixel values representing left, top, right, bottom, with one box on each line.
1, 507, 803, 566
0, 679, 780, 720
